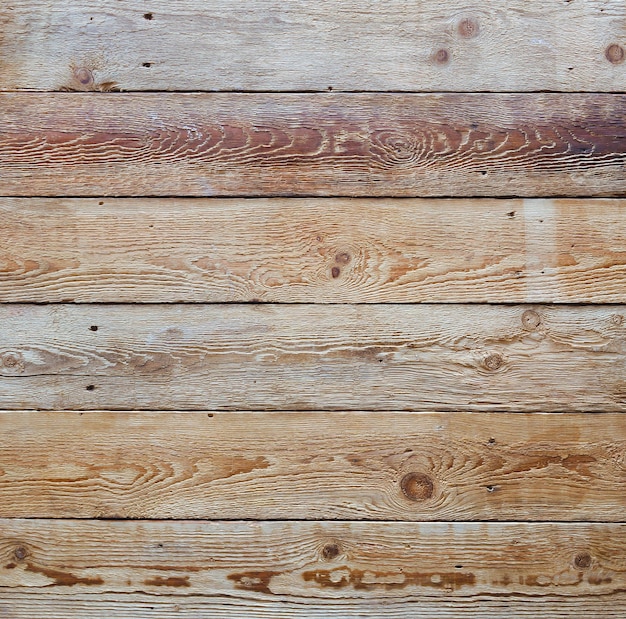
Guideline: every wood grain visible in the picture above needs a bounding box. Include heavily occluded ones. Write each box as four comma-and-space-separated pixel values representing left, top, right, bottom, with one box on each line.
1, 304, 625, 411
1, 94, 625, 197
2, 197, 626, 303
1, 411, 624, 520
4, 592, 626, 619
1, 1, 626, 92
1, 520, 624, 598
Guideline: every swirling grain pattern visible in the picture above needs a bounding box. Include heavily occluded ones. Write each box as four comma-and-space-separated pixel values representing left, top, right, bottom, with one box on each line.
0, 411, 624, 520
0, 94, 625, 196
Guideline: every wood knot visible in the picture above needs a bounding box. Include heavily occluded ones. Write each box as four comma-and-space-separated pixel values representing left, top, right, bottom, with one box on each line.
1, 351, 24, 373
483, 353, 503, 371
606, 44, 625, 64
321, 543, 340, 561
574, 552, 592, 569
13, 546, 28, 561
335, 252, 351, 265
611, 314, 624, 326
74, 67, 93, 85
434, 48, 450, 64
331, 266, 341, 279
521, 310, 541, 330
400, 472, 434, 501
458, 17, 479, 38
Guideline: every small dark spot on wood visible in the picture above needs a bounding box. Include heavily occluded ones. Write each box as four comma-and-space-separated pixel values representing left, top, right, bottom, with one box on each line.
157, 543, 163, 548
568, 67, 574, 71
14, 546, 28, 561
521, 309, 541, 330
142, 62, 152, 68
507, 211, 515, 218
434, 48, 450, 64
400, 472, 434, 501
486, 485, 498, 493
144, 12, 154, 20
207, 413, 214, 418
574, 552, 592, 569
98, 201, 104, 206
86, 384, 95, 391
335, 252, 351, 265
89, 325, 98, 331
606, 44, 625, 64
5, 563, 16, 569
455, 565, 463, 569
145, 576, 190, 588
327, 86, 333, 91
331, 266, 341, 278
483, 353, 503, 371
322, 543, 341, 561
458, 17, 479, 39
588, 573, 612, 585
480, 170, 487, 176
488, 437, 496, 445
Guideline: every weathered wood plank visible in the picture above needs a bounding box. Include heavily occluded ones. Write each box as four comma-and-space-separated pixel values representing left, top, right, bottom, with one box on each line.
1, 1, 626, 92
0, 304, 625, 411
1, 411, 624, 520
4, 592, 626, 619
1, 520, 624, 599
1, 94, 625, 197
2, 197, 626, 303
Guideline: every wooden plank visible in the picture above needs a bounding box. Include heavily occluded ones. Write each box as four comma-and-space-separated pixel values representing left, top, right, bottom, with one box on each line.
2, 197, 626, 303
1, 93, 625, 197
0, 411, 624, 520
4, 593, 626, 619
1, 304, 625, 411
1, 520, 624, 600
1, 1, 626, 92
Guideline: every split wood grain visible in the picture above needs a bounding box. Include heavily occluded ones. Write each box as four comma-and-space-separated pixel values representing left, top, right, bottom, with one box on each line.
0, 411, 624, 520
4, 592, 626, 619
0, 304, 625, 411
1, 93, 625, 197
2, 197, 626, 303
1, 520, 624, 599
1, 1, 626, 92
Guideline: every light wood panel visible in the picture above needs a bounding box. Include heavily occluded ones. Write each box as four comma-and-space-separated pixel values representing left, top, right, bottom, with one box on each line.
1, 1, 626, 92
1, 411, 624, 520
1, 93, 625, 197
4, 592, 626, 619
1, 520, 624, 598
2, 197, 626, 303
1, 304, 625, 411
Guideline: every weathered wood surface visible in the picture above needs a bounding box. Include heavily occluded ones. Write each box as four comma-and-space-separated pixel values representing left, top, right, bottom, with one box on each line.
1, 94, 625, 197
1, 304, 625, 411
1, 1, 626, 92
2, 197, 626, 303
1, 520, 624, 598
4, 593, 626, 619
1, 411, 624, 520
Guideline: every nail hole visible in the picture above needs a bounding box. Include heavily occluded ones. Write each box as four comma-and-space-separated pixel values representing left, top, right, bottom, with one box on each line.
144, 12, 153, 20
86, 384, 95, 391
142, 62, 152, 68
89, 325, 98, 331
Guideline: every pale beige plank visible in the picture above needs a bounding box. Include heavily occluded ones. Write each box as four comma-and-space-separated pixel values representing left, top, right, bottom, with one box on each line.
1, 1, 626, 92
0, 411, 624, 520
0, 304, 625, 411
1, 94, 625, 197
2, 198, 626, 303
1, 520, 624, 599
4, 592, 626, 619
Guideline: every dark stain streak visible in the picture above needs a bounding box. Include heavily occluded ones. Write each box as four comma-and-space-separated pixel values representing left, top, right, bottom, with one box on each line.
303, 567, 475, 591
5, 563, 16, 569
144, 575, 190, 587
25, 563, 104, 587
228, 570, 281, 594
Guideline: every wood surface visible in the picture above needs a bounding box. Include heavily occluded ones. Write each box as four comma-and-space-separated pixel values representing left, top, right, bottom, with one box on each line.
1, 520, 624, 598
1, 1, 626, 92
4, 592, 626, 619
0, 411, 624, 521
1, 304, 625, 411
2, 197, 626, 303
1, 93, 625, 197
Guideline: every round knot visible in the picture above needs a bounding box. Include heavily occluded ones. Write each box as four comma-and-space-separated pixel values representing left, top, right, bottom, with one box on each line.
400, 472, 434, 501
458, 17, 479, 39
14, 546, 28, 561
483, 353, 503, 371
574, 552, 592, 569
434, 48, 450, 64
74, 67, 94, 85
606, 44, 625, 65
321, 543, 340, 561
521, 310, 541, 330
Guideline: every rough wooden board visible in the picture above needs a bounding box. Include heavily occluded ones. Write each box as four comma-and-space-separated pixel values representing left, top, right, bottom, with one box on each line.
2, 197, 626, 303
1, 411, 624, 521
4, 593, 626, 619
1, 304, 625, 411
1, 1, 626, 92
1, 520, 624, 598
1, 93, 625, 197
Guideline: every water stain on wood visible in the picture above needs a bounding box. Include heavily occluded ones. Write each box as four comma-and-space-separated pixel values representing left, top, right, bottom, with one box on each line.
144, 575, 190, 587
25, 563, 103, 587
228, 570, 281, 595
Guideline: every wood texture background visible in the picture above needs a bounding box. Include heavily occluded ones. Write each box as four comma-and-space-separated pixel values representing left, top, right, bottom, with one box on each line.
1, 1, 625, 617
